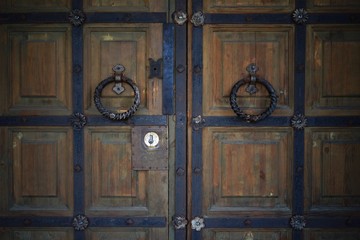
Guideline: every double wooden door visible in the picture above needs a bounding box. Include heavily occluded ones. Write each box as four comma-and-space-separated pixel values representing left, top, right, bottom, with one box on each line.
1, 0, 360, 239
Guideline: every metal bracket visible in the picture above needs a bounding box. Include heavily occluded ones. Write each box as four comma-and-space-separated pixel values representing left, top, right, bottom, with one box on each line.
149, 58, 163, 79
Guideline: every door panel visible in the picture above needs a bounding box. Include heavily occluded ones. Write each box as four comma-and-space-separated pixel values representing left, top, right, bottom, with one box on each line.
83, 0, 168, 12
0, 127, 74, 217
202, 127, 293, 217
0, 25, 72, 116
203, 25, 294, 116
305, 25, 360, 116
83, 24, 163, 116
203, 0, 294, 13
84, 127, 168, 218
304, 128, 360, 214
203, 229, 292, 240
0, 228, 74, 240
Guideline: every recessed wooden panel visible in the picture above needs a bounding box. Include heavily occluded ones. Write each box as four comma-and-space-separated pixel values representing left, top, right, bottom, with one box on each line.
0, 228, 73, 240
304, 229, 360, 240
306, 25, 360, 116
203, 0, 294, 13
305, 128, 360, 215
85, 127, 168, 217
0, 0, 70, 12
0, 127, 73, 216
203, 127, 293, 216
203, 229, 291, 240
84, 24, 162, 116
203, 25, 294, 117
0, 25, 72, 116
86, 228, 168, 240
83, 0, 167, 12
307, 0, 360, 11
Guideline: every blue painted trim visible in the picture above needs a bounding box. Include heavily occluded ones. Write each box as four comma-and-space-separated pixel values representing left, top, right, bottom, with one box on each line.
307, 217, 360, 228
90, 217, 167, 227
205, 13, 292, 24
72, 29, 83, 114
308, 13, 360, 24
191, 1, 203, 240
0, 217, 72, 227
204, 217, 290, 228
0, 12, 167, 24
0, 116, 71, 126
201, 116, 291, 127
0, 13, 68, 24
174, 2, 187, 240
87, 115, 168, 126
163, 23, 175, 115
86, 12, 167, 23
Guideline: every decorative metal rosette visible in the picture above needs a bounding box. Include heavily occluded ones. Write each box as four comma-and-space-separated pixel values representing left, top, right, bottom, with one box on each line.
191, 217, 205, 231
292, 8, 308, 24
191, 11, 205, 27
70, 112, 87, 130
192, 115, 205, 130
72, 214, 89, 231
290, 215, 306, 230
172, 10, 188, 25
68, 9, 86, 27
172, 215, 188, 230
94, 65, 140, 121
291, 114, 307, 130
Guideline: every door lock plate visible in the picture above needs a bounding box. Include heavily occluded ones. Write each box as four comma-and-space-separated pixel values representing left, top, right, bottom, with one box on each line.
132, 126, 168, 170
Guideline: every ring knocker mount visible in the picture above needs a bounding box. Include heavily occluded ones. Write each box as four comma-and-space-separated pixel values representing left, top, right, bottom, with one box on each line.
230, 63, 277, 122
94, 64, 140, 120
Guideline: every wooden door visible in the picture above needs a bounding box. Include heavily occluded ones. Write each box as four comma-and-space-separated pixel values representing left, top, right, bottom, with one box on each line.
0, 1, 177, 239
1, 1, 360, 240
188, 0, 360, 240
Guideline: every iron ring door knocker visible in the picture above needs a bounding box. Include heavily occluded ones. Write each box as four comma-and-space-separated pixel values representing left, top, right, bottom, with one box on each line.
230, 63, 277, 122
94, 64, 140, 120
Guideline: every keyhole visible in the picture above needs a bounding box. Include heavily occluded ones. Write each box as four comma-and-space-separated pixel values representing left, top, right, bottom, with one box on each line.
148, 134, 154, 144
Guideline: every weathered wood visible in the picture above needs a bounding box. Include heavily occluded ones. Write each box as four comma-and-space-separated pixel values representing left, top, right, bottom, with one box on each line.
305, 128, 360, 215
202, 127, 293, 217
0, 127, 73, 216
203, 0, 294, 13
83, 24, 162, 116
203, 229, 292, 240
306, 25, 360, 116
0, 25, 72, 116
203, 25, 294, 117
84, 0, 167, 12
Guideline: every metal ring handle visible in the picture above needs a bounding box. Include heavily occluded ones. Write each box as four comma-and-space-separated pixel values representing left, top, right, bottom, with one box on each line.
94, 67, 140, 121
230, 76, 277, 123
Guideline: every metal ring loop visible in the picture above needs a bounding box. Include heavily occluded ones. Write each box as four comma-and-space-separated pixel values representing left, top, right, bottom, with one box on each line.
94, 76, 140, 121
230, 78, 277, 122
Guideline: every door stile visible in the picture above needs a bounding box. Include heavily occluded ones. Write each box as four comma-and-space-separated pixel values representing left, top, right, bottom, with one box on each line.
292, 2, 307, 240
190, 1, 204, 239
174, 0, 188, 240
